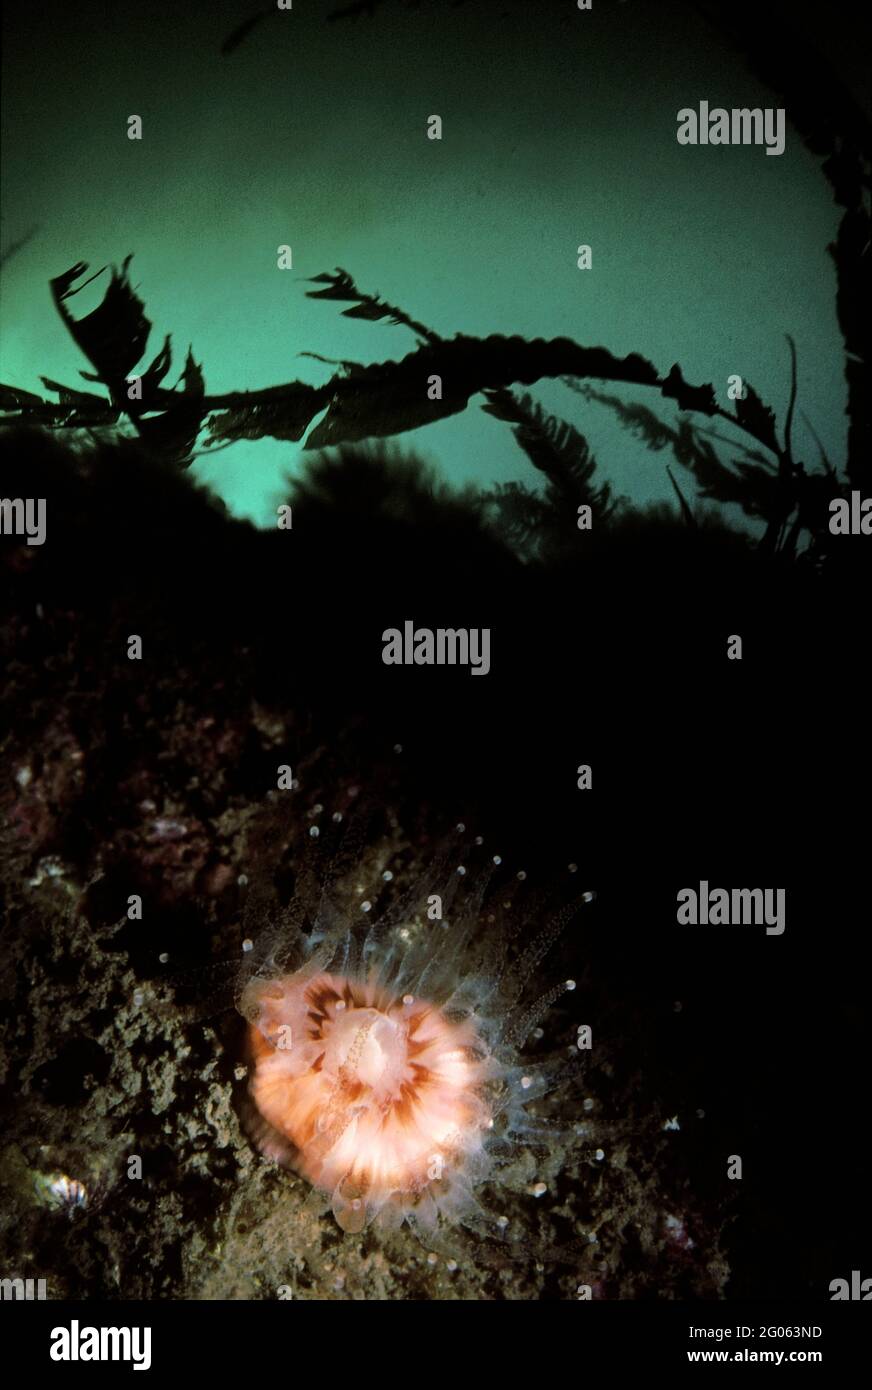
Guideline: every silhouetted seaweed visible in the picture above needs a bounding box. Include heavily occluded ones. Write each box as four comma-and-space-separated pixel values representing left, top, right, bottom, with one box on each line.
665, 466, 697, 529
305, 268, 441, 345
2, 254, 792, 479
3, 259, 207, 465
564, 382, 782, 523
481, 389, 618, 518
564, 359, 840, 560
0, 253, 846, 556
477, 387, 623, 561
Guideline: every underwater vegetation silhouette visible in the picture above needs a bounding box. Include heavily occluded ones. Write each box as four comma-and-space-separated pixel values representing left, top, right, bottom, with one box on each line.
0, 247, 859, 569
2, 4, 867, 549
4, 0, 869, 569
